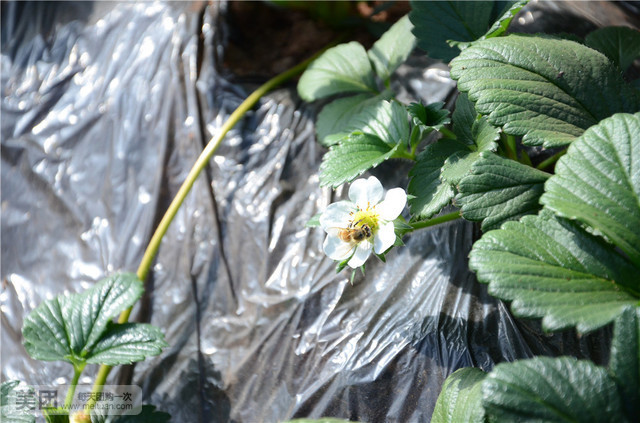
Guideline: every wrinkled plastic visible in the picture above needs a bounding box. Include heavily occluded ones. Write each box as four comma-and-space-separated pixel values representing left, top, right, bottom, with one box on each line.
1, 2, 618, 422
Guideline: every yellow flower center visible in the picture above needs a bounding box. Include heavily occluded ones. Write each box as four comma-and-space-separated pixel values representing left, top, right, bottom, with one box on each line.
350, 203, 379, 233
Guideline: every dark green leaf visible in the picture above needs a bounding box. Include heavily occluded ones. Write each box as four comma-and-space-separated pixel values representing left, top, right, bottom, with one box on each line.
585, 26, 640, 72
407, 102, 451, 151
91, 405, 171, 423
451, 92, 501, 153
483, 356, 624, 422
609, 306, 640, 423
440, 93, 499, 185
450, 35, 640, 147
451, 92, 480, 146
432, 368, 486, 423
345, 100, 410, 146
408, 138, 469, 219
42, 408, 68, 423
297, 42, 378, 101
408, 102, 450, 131
408, 94, 498, 219
409, 1, 516, 62
368, 15, 416, 81
470, 209, 638, 333
319, 132, 398, 188
316, 93, 389, 147
22, 273, 154, 364
541, 113, 640, 267
483, 1, 527, 40
284, 419, 354, 423
456, 152, 550, 231
87, 323, 168, 366
441, 151, 483, 186
407, 101, 451, 150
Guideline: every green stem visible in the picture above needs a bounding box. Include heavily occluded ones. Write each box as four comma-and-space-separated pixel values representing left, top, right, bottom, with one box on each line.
392, 146, 416, 161
439, 127, 456, 139
410, 210, 461, 230
519, 148, 533, 167
536, 149, 566, 171
503, 133, 517, 161
64, 363, 85, 411
89, 44, 330, 398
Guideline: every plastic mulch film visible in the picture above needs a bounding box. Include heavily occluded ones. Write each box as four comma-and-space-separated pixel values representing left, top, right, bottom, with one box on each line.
1, 2, 615, 422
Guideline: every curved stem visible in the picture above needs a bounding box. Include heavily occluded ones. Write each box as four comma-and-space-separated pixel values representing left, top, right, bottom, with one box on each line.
89, 45, 330, 397
64, 363, 85, 411
536, 149, 566, 171
410, 210, 461, 230
438, 127, 456, 140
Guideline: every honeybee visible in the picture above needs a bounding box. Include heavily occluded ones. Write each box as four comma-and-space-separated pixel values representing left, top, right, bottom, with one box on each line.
337, 219, 372, 243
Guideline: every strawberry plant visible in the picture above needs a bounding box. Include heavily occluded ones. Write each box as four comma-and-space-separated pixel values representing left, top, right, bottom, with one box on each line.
297, 1, 640, 421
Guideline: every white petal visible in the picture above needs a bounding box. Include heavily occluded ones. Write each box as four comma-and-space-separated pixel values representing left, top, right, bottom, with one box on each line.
348, 240, 372, 268
374, 221, 396, 254
323, 234, 355, 261
319, 201, 356, 230
376, 187, 407, 220
349, 176, 383, 209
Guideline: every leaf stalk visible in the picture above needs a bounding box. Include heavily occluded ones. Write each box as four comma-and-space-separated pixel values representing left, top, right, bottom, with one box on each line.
88, 42, 331, 399
410, 211, 461, 230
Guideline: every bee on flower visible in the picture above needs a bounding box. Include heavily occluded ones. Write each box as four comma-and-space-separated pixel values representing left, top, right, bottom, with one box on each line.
319, 176, 407, 269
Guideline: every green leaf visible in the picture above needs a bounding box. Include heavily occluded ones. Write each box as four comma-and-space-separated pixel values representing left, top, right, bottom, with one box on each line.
87, 323, 168, 366
283, 419, 354, 423
346, 99, 410, 146
305, 212, 322, 228
91, 405, 171, 423
22, 273, 165, 365
450, 34, 640, 147
541, 113, 640, 266
42, 408, 68, 423
408, 94, 498, 219
451, 92, 480, 145
409, 1, 517, 62
609, 306, 640, 423
483, 356, 625, 422
316, 92, 389, 147
408, 102, 450, 131
319, 132, 398, 188
470, 209, 639, 333
483, 1, 527, 40
456, 152, 550, 231
368, 15, 416, 81
297, 42, 378, 101
452, 92, 500, 152
432, 368, 486, 423
407, 102, 451, 151
440, 93, 499, 185
1, 381, 35, 423
408, 138, 469, 219
585, 26, 640, 72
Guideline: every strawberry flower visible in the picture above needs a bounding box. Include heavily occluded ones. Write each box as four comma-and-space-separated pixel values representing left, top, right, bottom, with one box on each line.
320, 176, 407, 268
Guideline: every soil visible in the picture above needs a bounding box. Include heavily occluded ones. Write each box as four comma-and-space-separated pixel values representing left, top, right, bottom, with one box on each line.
223, 0, 411, 79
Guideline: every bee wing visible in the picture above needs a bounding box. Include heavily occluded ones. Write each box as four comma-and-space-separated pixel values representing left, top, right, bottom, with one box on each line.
325, 226, 347, 235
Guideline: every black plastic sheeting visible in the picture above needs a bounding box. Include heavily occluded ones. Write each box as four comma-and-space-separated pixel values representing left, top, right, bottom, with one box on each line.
1, 2, 618, 422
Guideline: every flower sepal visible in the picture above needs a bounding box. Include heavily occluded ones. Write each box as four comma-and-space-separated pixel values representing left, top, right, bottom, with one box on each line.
305, 212, 322, 228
